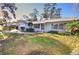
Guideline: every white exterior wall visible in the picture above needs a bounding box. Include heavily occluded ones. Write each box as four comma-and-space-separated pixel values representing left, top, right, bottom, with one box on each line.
18, 22, 29, 31
44, 23, 51, 32
33, 24, 43, 32
34, 28, 42, 32
34, 23, 66, 32
51, 23, 66, 32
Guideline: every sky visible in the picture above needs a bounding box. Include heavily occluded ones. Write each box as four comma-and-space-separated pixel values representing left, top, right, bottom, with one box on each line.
16, 3, 79, 19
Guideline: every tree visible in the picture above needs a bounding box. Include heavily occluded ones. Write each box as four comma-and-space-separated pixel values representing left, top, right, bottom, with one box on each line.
43, 8, 49, 19
44, 3, 56, 10
1, 3, 17, 19
42, 4, 50, 19
23, 15, 29, 19
42, 3, 57, 19
0, 3, 17, 29
54, 8, 62, 18
23, 15, 29, 21
50, 7, 55, 18
29, 8, 39, 21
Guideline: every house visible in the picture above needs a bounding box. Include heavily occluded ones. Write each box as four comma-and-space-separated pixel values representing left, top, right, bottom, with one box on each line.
32, 18, 79, 32
6, 21, 18, 30
18, 20, 29, 31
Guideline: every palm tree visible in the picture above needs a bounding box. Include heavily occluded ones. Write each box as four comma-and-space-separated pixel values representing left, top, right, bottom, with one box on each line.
67, 20, 79, 35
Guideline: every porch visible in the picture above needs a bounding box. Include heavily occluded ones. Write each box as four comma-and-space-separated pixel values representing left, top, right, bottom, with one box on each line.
33, 22, 66, 32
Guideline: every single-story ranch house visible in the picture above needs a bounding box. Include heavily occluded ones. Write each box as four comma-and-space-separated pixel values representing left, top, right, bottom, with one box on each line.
17, 18, 79, 32
32, 18, 79, 32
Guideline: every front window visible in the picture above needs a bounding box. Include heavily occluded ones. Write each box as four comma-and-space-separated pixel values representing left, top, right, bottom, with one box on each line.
54, 24, 58, 29
34, 24, 40, 28
59, 24, 64, 29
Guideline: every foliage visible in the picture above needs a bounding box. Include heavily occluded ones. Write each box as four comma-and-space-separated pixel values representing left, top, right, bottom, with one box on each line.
3, 26, 9, 30
29, 8, 38, 21
28, 22, 33, 28
48, 31, 58, 34
48, 31, 71, 35
26, 28, 34, 32
58, 32, 71, 35
0, 33, 8, 39
0, 3, 17, 28
1, 3, 17, 19
0, 25, 3, 31
0, 33, 4, 39
28, 22, 33, 26
67, 21, 79, 35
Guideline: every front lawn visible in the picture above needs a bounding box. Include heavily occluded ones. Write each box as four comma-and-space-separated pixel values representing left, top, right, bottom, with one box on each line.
0, 33, 79, 55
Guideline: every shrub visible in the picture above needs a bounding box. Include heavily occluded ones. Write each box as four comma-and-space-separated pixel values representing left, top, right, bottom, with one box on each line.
48, 31, 72, 35
0, 32, 5, 39
3, 26, 9, 30
0, 34, 4, 39
58, 32, 71, 35
71, 29, 79, 35
26, 28, 34, 32
48, 31, 58, 34
67, 21, 79, 35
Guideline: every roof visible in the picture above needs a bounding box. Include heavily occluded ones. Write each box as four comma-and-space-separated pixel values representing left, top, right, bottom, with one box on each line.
18, 20, 28, 24
32, 18, 79, 24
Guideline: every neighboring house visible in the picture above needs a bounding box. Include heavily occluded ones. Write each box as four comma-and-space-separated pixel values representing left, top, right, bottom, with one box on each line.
7, 21, 18, 29
32, 18, 79, 32
18, 20, 29, 31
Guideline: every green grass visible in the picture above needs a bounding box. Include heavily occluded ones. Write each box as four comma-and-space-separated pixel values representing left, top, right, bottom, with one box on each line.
30, 37, 55, 45
0, 33, 79, 55
28, 36, 71, 54
0, 34, 4, 39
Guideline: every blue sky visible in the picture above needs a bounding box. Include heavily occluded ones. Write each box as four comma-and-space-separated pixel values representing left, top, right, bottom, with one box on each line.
16, 3, 79, 19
